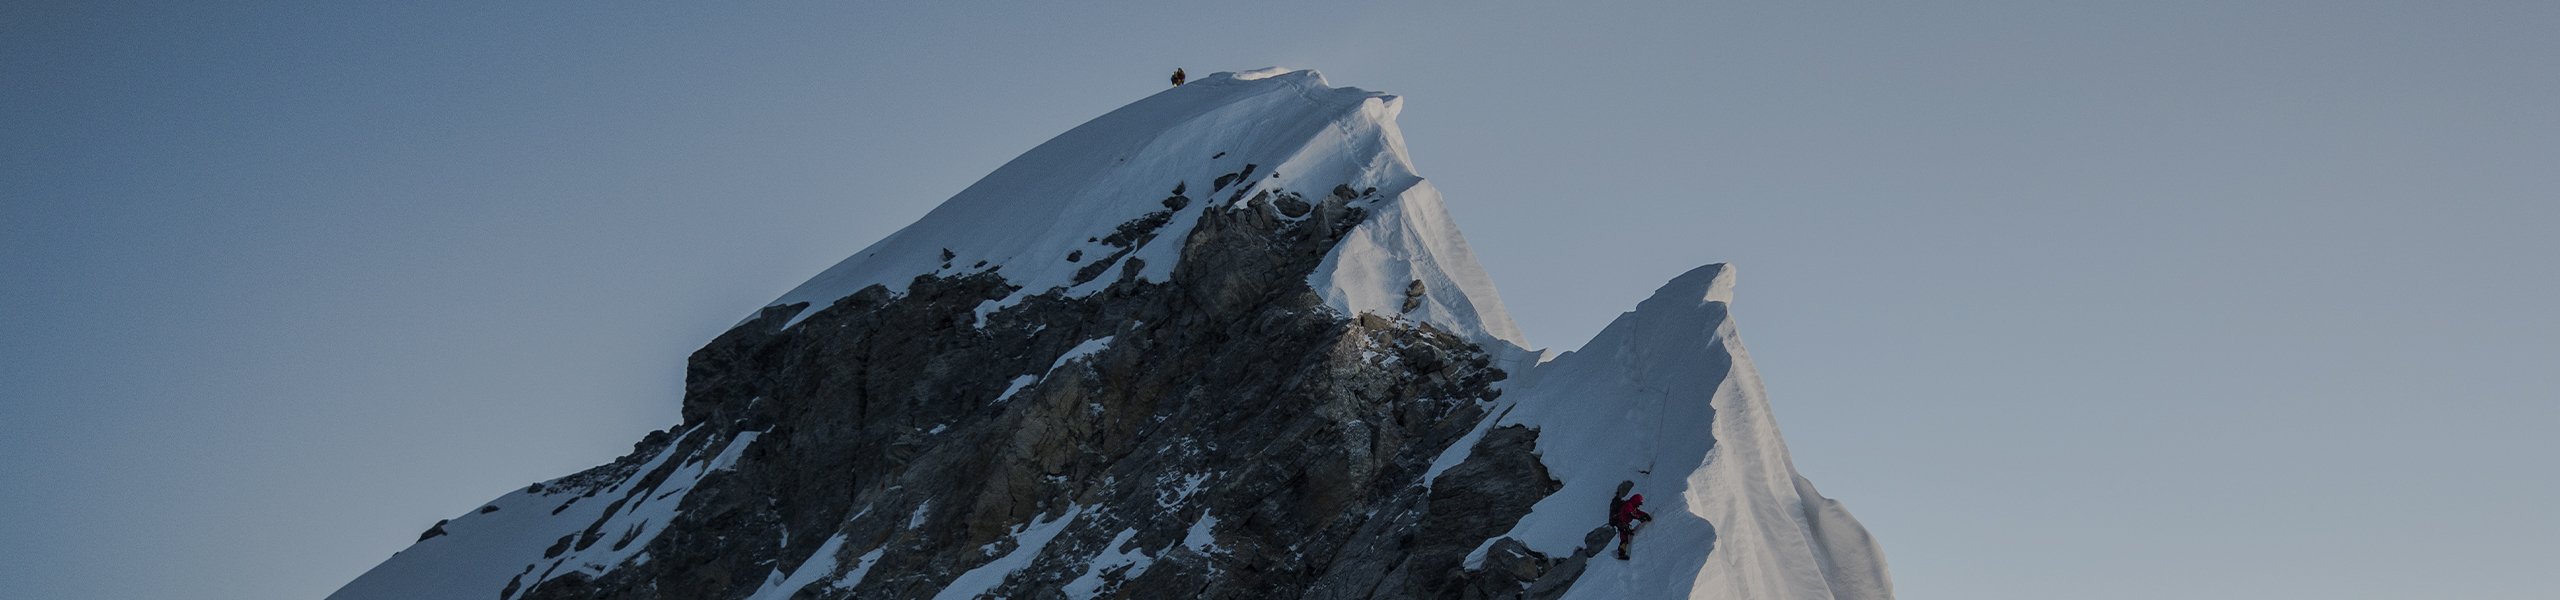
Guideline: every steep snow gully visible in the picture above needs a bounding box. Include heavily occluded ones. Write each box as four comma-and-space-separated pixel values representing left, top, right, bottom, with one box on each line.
332, 69, 1889, 600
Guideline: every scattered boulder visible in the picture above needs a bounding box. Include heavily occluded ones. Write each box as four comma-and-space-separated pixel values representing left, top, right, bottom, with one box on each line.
543, 533, 573, 559
1214, 163, 1261, 193
1482, 538, 1545, 584
416, 519, 449, 542
1274, 192, 1313, 218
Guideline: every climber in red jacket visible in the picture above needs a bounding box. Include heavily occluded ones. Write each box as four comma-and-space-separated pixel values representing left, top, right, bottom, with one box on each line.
1611, 493, 1653, 560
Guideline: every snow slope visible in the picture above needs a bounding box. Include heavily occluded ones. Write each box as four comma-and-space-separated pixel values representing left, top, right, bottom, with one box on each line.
330, 426, 755, 600
760, 67, 1525, 350
1447, 264, 1893, 600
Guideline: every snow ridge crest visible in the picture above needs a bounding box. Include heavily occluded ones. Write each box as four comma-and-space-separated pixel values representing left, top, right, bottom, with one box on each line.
757, 67, 1522, 349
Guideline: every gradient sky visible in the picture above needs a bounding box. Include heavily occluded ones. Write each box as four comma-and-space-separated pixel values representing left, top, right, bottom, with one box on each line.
5, 2, 2555, 599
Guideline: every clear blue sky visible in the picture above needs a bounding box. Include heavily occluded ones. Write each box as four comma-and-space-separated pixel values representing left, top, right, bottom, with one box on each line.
5, 2, 2553, 599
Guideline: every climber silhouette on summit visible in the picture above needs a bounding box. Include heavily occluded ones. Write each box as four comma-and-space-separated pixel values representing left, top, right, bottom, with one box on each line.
1610, 492, 1653, 560
1171, 68, 1186, 87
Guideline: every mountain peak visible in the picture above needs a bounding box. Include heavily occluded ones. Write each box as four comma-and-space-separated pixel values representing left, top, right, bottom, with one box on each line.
761, 67, 1520, 348
335, 69, 1884, 600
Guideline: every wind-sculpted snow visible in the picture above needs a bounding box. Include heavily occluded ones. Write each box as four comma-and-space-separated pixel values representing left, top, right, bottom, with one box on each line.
759, 68, 1524, 350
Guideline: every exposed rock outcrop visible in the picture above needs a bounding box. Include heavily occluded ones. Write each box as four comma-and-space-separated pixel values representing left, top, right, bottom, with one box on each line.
493, 184, 1559, 600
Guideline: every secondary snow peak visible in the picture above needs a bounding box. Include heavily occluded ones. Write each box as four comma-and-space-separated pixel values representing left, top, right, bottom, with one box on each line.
1447, 262, 1890, 600
1650, 263, 1739, 308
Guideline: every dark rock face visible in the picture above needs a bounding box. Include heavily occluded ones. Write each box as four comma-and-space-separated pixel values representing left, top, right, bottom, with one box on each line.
505, 184, 1579, 600
1408, 426, 1563, 598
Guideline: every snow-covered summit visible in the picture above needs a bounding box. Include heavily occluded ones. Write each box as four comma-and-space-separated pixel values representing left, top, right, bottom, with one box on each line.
763, 68, 1526, 349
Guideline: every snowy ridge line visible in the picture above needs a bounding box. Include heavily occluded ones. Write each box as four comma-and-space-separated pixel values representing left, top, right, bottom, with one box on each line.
330, 425, 734, 600
752, 68, 1526, 351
